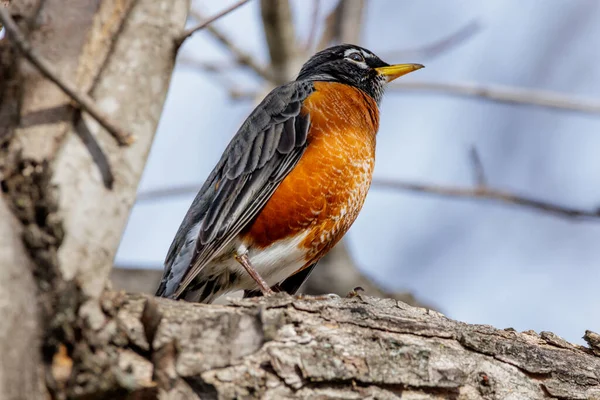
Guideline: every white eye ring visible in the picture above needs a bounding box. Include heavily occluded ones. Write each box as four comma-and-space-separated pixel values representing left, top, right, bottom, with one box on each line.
347, 52, 365, 62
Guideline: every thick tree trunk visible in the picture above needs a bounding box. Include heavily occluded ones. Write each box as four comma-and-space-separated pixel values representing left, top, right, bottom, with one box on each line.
110, 293, 600, 399
0, 1, 188, 398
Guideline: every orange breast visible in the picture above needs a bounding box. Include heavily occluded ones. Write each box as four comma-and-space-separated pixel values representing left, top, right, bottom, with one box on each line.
242, 82, 379, 265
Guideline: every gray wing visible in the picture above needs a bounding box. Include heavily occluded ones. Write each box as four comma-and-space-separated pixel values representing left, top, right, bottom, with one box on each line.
156, 81, 314, 298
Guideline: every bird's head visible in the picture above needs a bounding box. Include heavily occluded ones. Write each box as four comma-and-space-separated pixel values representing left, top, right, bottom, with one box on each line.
297, 44, 423, 104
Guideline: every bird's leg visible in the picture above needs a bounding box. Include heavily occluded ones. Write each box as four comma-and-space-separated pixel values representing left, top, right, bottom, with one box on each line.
235, 253, 274, 296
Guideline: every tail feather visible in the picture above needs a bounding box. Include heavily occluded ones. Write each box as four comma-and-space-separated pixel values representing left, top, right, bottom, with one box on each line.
155, 222, 201, 298
178, 272, 237, 303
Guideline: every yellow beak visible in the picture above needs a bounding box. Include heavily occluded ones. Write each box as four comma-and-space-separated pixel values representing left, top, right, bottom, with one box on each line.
375, 63, 424, 82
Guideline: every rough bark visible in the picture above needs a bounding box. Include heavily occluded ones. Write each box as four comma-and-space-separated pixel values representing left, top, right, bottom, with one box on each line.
0, 0, 188, 398
108, 293, 600, 399
0, 197, 45, 399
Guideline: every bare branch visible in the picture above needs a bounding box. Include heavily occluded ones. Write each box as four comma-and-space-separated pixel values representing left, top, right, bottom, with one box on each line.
317, 0, 365, 50
0, 8, 135, 146
177, 56, 239, 72
175, 0, 251, 48
204, 24, 274, 82
189, 9, 274, 83
371, 178, 600, 220
136, 184, 199, 202
380, 20, 481, 61
260, 0, 297, 84
198, 77, 600, 115
177, 56, 258, 100
134, 180, 600, 220
391, 80, 600, 115
469, 146, 486, 187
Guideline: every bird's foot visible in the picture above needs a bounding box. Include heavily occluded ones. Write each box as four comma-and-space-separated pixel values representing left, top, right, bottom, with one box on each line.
235, 253, 274, 296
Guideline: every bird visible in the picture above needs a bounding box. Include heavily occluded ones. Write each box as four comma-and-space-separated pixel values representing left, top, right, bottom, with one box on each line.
155, 44, 423, 303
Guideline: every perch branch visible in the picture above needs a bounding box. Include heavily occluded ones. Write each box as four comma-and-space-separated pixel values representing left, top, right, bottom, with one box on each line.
391, 80, 600, 115
176, 0, 251, 48
112, 293, 600, 399
0, 8, 135, 146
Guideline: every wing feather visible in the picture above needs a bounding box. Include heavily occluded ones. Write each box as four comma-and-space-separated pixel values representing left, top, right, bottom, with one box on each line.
156, 81, 314, 298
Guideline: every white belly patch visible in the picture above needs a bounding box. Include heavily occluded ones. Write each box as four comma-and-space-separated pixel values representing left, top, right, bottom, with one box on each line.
203, 230, 311, 292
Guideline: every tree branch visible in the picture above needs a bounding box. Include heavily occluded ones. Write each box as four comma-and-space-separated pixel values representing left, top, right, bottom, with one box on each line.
134, 180, 600, 220
380, 20, 482, 61
177, 56, 258, 100
189, 9, 275, 83
469, 146, 487, 187
372, 178, 600, 219
0, 7, 135, 146
317, 0, 365, 50
175, 0, 251, 48
111, 293, 600, 399
260, 0, 297, 85
392, 80, 600, 115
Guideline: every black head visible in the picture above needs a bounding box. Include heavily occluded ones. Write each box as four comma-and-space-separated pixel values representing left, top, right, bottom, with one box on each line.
296, 44, 423, 104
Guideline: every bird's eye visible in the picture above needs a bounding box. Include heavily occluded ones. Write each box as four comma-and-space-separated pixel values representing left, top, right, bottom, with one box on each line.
348, 52, 365, 62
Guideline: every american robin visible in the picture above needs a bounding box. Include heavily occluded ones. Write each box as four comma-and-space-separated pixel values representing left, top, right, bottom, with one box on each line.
155, 44, 423, 303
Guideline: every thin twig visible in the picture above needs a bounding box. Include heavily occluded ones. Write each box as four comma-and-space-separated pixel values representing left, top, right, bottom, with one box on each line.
380, 20, 481, 61
134, 181, 600, 220
177, 57, 259, 100
189, 9, 274, 83
391, 80, 600, 115
136, 185, 199, 202
0, 8, 135, 146
175, 0, 251, 48
372, 178, 600, 220
177, 56, 239, 72
469, 146, 486, 187
161, 77, 600, 116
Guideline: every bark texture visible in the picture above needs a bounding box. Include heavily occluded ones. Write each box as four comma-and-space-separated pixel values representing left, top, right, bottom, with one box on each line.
113, 293, 600, 400
0, 1, 188, 398
0, 196, 44, 399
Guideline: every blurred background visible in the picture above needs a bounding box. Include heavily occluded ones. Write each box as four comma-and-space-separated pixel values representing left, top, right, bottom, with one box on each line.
112, 0, 600, 345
